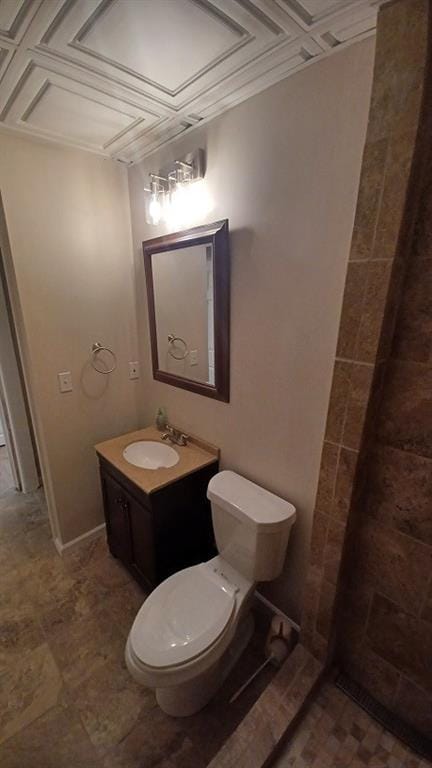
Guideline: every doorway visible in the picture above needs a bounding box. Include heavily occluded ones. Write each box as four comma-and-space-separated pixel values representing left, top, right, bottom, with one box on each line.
0, 198, 39, 496
0, 397, 17, 493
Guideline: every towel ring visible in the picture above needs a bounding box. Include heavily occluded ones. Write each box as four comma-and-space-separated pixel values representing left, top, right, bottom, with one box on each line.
167, 333, 189, 361
91, 342, 117, 374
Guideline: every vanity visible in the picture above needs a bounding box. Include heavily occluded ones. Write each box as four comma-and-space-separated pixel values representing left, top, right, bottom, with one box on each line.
95, 426, 219, 590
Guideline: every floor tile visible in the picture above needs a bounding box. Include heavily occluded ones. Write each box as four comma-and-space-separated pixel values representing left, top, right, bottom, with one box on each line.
272, 681, 431, 768
0, 704, 102, 768
0, 592, 44, 665
69, 655, 156, 752
102, 706, 207, 768
47, 604, 125, 689
0, 643, 63, 745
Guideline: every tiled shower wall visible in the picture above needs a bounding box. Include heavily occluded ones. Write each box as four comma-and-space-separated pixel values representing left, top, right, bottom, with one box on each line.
338, 133, 432, 737
300, 0, 431, 737
301, 0, 429, 660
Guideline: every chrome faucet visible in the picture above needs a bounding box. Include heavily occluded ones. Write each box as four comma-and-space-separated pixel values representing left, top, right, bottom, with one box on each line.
161, 424, 189, 446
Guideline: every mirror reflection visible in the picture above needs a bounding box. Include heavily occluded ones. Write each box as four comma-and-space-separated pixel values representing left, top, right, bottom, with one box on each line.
152, 244, 215, 386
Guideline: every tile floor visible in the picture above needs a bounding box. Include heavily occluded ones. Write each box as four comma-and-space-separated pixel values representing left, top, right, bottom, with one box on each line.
0, 485, 275, 768
1, 485, 430, 768
272, 681, 432, 768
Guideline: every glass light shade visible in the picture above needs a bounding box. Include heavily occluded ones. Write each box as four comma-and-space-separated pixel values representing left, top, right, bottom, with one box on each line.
149, 194, 162, 225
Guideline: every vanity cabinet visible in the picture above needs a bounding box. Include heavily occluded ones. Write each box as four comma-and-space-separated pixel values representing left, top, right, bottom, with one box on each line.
98, 456, 218, 591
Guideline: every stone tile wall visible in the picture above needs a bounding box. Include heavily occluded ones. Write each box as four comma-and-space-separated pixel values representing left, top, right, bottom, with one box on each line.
302, 0, 432, 739
301, 0, 429, 664
338, 125, 432, 736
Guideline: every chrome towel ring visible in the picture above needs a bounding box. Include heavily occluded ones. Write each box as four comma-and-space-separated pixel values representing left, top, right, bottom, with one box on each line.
167, 333, 189, 361
91, 342, 117, 374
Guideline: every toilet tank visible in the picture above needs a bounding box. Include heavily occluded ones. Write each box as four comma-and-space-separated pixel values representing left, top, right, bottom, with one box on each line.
207, 471, 296, 582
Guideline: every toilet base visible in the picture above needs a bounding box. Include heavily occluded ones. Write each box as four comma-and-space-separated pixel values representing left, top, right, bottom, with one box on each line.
155, 612, 255, 717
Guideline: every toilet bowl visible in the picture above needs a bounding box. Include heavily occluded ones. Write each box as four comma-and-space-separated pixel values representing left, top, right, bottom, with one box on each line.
126, 470, 296, 716
125, 557, 255, 715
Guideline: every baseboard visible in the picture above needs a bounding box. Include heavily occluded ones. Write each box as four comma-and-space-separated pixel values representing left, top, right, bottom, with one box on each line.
254, 591, 300, 633
54, 522, 106, 555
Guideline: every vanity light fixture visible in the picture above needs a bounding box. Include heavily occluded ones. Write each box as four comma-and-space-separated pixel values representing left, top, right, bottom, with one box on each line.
144, 149, 206, 227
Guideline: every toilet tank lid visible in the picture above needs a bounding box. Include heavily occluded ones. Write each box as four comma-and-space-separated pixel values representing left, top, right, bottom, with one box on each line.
207, 470, 296, 531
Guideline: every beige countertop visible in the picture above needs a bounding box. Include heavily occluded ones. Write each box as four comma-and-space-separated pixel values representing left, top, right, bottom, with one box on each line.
95, 425, 219, 495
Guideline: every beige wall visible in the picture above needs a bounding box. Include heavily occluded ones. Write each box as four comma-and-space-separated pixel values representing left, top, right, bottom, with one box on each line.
128, 39, 375, 621
0, 132, 139, 544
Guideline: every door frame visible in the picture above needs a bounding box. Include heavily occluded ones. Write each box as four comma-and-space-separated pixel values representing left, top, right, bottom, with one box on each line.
0, 201, 39, 493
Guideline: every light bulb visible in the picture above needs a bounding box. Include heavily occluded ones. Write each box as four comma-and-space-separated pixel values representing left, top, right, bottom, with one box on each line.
149, 194, 162, 225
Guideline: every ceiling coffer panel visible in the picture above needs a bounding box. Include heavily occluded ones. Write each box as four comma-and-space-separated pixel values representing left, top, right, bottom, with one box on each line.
0, 0, 379, 163
36, 0, 291, 110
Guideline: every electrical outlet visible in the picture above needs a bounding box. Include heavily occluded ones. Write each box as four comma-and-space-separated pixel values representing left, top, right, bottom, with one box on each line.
58, 371, 72, 393
129, 361, 139, 379
189, 350, 198, 366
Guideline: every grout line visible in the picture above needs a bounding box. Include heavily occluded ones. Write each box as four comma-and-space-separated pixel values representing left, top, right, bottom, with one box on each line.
417, 562, 432, 620
324, 438, 359, 454
330, 443, 341, 510
347, 140, 392, 364
335, 357, 374, 367
371, 138, 392, 260
377, 439, 432, 462
349, 257, 394, 263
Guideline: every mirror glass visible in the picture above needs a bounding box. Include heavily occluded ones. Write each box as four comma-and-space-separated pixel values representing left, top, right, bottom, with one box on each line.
143, 219, 229, 402
152, 243, 215, 385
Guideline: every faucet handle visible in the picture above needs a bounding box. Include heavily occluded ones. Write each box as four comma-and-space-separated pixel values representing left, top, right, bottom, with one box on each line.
161, 426, 173, 441
179, 433, 189, 445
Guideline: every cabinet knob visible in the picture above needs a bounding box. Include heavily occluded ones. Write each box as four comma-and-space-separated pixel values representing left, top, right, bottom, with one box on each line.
115, 496, 128, 511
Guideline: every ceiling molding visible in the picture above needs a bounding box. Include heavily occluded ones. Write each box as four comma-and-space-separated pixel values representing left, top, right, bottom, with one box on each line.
0, 0, 42, 43
275, 0, 360, 28
0, 0, 379, 164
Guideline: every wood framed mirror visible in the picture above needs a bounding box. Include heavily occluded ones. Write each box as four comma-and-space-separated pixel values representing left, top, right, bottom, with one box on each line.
143, 219, 230, 402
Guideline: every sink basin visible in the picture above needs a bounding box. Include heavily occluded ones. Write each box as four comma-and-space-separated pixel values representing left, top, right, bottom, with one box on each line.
123, 441, 179, 470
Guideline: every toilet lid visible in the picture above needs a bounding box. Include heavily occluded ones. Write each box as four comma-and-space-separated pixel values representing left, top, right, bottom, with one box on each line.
130, 564, 236, 669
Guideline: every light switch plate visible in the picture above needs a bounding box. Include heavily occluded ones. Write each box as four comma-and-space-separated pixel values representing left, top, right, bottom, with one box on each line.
129, 361, 139, 379
58, 371, 72, 393
190, 350, 198, 366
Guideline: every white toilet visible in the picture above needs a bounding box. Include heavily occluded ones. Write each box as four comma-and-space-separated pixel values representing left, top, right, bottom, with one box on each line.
125, 470, 296, 716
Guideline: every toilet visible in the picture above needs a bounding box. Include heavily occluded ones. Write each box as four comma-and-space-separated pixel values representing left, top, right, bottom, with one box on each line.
125, 470, 296, 716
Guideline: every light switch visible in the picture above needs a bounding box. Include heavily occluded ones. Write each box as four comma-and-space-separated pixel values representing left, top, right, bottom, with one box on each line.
129, 361, 139, 379
58, 371, 72, 393
190, 350, 198, 366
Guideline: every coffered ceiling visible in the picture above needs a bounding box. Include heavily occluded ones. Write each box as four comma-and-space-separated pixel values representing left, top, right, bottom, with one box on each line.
0, 0, 380, 164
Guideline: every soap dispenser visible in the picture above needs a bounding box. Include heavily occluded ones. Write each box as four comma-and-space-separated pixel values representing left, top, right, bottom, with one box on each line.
156, 407, 168, 432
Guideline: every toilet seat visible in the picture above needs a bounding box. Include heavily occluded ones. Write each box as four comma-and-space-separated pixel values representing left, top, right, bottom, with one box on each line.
130, 563, 237, 670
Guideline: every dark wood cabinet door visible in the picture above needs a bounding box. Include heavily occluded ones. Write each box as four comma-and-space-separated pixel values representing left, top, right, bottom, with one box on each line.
127, 495, 155, 588
99, 457, 218, 591
102, 472, 132, 563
